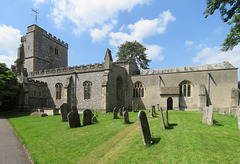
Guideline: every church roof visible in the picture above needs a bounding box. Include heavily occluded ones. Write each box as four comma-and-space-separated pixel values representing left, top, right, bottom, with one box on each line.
140, 61, 236, 75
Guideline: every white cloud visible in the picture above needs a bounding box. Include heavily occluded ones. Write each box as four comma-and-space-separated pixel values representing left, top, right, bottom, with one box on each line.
109, 10, 176, 47
185, 40, 194, 46
192, 44, 240, 68
50, 0, 151, 35
146, 44, 164, 61
32, 0, 47, 7
0, 25, 21, 68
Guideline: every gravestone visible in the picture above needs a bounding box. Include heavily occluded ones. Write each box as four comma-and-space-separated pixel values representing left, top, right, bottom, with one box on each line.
67, 111, 81, 128
113, 107, 118, 119
123, 111, 129, 124
157, 104, 160, 111
207, 105, 214, 125
30, 112, 48, 117
226, 108, 232, 116
237, 108, 240, 130
219, 108, 225, 115
138, 111, 152, 145
122, 107, 125, 112
82, 109, 93, 126
132, 101, 135, 112
202, 106, 208, 124
166, 109, 169, 126
235, 106, 239, 117
92, 116, 98, 122
119, 108, 123, 116
149, 106, 154, 117
60, 103, 71, 122
159, 107, 165, 130
71, 105, 78, 113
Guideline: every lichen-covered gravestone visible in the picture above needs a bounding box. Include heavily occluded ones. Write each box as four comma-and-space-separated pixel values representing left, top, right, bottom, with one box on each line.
67, 111, 81, 128
138, 111, 152, 145
119, 108, 123, 116
226, 108, 232, 116
219, 108, 225, 115
159, 107, 165, 130
71, 105, 78, 113
82, 109, 93, 126
60, 103, 71, 122
207, 105, 214, 125
202, 106, 208, 124
123, 111, 129, 124
113, 107, 118, 119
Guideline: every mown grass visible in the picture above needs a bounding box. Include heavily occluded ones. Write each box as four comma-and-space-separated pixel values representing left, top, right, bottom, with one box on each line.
7, 110, 240, 164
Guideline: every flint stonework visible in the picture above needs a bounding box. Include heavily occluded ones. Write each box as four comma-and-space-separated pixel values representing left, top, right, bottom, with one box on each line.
159, 107, 165, 130
138, 111, 152, 145
113, 107, 118, 119
60, 103, 71, 122
123, 111, 129, 124
67, 111, 81, 128
83, 109, 93, 126
207, 105, 214, 125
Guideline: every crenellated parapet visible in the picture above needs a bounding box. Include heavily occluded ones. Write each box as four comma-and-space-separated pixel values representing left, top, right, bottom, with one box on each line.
42, 31, 68, 48
27, 78, 47, 86
28, 62, 105, 77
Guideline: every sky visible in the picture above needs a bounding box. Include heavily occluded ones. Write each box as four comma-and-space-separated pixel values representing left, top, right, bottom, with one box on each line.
0, 0, 240, 79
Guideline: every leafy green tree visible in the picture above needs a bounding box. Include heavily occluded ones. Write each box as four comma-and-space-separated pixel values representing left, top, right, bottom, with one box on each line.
204, 0, 240, 51
116, 40, 151, 69
0, 63, 18, 111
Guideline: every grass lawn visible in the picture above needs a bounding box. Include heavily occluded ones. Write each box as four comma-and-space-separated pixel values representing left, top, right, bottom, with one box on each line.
7, 110, 240, 164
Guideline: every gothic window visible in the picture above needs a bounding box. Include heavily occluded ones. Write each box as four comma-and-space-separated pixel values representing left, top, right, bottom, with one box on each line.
55, 83, 62, 100
55, 47, 59, 55
179, 81, 192, 98
133, 82, 145, 98
83, 81, 92, 99
117, 76, 123, 100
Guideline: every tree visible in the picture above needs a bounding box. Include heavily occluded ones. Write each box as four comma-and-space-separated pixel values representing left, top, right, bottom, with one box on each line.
0, 63, 18, 111
204, 0, 240, 51
116, 41, 151, 69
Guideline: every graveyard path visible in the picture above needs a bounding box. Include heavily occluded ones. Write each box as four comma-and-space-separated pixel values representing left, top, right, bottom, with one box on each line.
85, 121, 140, 164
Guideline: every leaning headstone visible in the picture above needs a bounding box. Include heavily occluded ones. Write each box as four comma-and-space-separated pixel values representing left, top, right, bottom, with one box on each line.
82, 109, 93, 126
202, 106, 208, 124
226, 108, 232, 116
123, 111, 129, 124
60, 103, 71, 122
207, 105, 214, 125
132, 101, 135, 112
113, 107, 118, 119
92, 116, 98, 122
67, 111, 81, 128
71, 105, 78, 113
149, 106, 154, 117
119, 108, 123, 116
166, 109, 169, 126
159, 107, 165, 130
138, 111, 152, 145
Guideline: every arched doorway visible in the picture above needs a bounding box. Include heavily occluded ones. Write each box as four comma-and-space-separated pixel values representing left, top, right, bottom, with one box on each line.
167, 97, 173, 110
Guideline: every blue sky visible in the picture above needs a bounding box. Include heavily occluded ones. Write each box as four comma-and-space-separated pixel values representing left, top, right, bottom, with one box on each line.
1, 0, 240, 78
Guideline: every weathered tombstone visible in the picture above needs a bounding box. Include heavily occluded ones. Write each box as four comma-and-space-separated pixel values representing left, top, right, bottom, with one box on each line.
123, 111, 129, 124
113, 107, 118, 119
226, 108, 232, 116
219, 108, 225, 115
132, 101, 135, 112
149, 106, 154, 117
82, 109, 93, 126
207, 105, 214, 125
119, 108, 123, 116
67, 111, 81, 128
138, 111, 152, 145
60, 103, 71, 122
157, 104, 160, 111
30, 112, 48, 117
159, 107, 165, 130
202, 106, 208, 124
92, 116, 98, 122
166, 109, 169, 126
71, 105, 78, 113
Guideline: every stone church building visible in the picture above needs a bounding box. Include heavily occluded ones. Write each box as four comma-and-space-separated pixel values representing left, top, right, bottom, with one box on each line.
12, 24, 239, 112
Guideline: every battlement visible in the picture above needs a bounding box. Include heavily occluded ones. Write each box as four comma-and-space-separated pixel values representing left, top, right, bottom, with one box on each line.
27, 78, 47, 85
28, 62, 105, 77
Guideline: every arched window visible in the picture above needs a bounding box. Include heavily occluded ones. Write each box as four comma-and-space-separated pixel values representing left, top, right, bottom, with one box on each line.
179, 81, 192, 97
133, 82, 145, 98
117, 76, 123, 100
83, 81, 92, 99
55, 83, 62, 100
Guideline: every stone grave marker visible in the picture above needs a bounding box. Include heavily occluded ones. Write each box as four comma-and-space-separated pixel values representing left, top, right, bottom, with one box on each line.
226, 108, 232, 116
235, 106, 240, 117
159, 107, 165, 130
60, 103, 71, 122
71, 105, 78, 113
123, 111, 129, 124
219, 108, 225, 115
119, 108, 123, 116
82, 109, 93, 126
122, 107, 125, 112
113, 107, 118, 119
30, 112, 47, 117
207, 105, 214, 125
237, 108, 240, 130
202, 106, 208, 124
67, 111, 81, 128
157, 104, 160, 111
138, 111, 152, 145
92, 116, 98, 122
149, 106, 154, 117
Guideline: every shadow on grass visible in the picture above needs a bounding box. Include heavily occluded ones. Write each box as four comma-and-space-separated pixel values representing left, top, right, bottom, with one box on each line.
165, 123, 178, 130
213, 120, 224, 126
4, 112, 31, 119
145, 137, 161, 147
